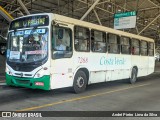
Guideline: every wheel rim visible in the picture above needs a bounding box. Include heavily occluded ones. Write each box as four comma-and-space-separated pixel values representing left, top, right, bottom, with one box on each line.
76, 76, 84, 88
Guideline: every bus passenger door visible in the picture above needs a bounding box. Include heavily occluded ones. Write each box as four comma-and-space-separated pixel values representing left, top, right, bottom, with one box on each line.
50, 24, 74, 89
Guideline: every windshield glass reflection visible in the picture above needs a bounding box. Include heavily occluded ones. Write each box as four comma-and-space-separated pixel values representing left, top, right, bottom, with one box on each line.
7, 28, 48, 63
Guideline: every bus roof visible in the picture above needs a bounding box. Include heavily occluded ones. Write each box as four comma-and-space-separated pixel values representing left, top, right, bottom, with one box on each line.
53, 14, 154, 42
11, 13, 154, 42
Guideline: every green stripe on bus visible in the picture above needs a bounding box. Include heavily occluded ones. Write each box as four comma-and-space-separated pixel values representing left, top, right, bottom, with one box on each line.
6, 73, 50, 90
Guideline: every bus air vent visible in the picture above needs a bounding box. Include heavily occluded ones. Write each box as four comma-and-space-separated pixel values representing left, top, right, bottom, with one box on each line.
16, 79, 30, 84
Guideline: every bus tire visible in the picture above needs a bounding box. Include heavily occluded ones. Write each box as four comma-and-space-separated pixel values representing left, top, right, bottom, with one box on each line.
73, 70, 87, 94
129, 67, 137, 84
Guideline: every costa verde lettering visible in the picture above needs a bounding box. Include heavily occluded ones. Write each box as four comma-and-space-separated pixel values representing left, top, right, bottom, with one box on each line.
100, 56, 126, 65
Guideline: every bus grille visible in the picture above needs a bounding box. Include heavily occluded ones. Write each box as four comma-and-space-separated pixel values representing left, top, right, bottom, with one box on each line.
15, 79, 30, 84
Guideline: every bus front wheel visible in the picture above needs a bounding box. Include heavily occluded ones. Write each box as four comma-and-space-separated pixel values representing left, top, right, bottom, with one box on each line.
129, 67, 137, 84
73, 70, 87, 93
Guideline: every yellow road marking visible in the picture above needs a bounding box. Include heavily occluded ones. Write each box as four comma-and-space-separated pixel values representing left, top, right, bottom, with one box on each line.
17, 83, 150, 111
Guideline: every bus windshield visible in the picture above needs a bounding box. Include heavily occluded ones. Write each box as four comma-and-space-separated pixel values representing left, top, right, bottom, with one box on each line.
7, 28, 48, 63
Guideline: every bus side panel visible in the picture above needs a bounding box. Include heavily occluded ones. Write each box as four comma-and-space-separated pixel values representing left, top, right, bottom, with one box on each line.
148, 57, 155, 74
89, 53, 106, 84
121, 55, 131, 79
139, 56, 149, 76
50, 58, 74, 89
106, 54, 125, 81
133, 56, 151, 77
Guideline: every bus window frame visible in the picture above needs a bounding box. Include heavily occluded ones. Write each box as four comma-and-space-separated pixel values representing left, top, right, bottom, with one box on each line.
51, 24, 73, 59
74, 25, 90, 52
140, 40, 148, 56
120, 36, 131, 55
107, 33, 120, 54
91, 29, 107, 53
131, 38, 140, 55
148, 42, 154, 56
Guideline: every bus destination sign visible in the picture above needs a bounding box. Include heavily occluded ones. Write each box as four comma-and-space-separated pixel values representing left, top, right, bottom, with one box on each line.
10, 15, 49, 30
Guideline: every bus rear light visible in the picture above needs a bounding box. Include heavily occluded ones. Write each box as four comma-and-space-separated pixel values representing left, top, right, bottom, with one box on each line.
35, 82, 44, 86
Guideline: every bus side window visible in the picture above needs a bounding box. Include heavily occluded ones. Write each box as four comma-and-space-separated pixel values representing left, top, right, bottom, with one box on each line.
91, 29, 106, 53
131, 47, 135, 55
141, 40, 148, 56
148, 42, 154, 56
131, 38, 140, 55
52, 25, 72, 59
108, 33, 120, 54
74, 26, 90, 52
121, 36, 131, 54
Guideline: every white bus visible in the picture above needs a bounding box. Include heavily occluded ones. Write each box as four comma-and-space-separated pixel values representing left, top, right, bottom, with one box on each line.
6, 13, 155, 93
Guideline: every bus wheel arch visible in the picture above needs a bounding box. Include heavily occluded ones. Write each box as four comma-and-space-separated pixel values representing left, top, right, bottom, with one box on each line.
72, 68, 89, 93
129, 66, 138, 84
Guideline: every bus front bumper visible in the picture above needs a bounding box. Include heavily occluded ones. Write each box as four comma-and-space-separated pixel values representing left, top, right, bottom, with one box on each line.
5, 73, 50, 90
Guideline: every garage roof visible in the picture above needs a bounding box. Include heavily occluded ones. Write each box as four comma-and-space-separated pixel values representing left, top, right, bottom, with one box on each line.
0, 0, 159, 42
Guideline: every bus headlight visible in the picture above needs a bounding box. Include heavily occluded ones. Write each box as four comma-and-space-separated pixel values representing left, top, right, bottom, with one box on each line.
6, 67, 12, 75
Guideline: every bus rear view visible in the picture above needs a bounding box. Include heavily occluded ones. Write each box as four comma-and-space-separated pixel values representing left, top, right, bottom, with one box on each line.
6, 14, 50, 90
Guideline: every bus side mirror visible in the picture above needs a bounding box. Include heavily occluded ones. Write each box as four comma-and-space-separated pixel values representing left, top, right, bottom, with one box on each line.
52, 20, 59, 26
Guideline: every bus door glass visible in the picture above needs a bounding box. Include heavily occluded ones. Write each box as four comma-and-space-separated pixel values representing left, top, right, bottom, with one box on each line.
52, 25, 72, 59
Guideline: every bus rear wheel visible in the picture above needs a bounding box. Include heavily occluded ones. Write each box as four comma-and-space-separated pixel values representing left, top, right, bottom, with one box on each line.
73, 70, 87, 94
129, 67, 137, 84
